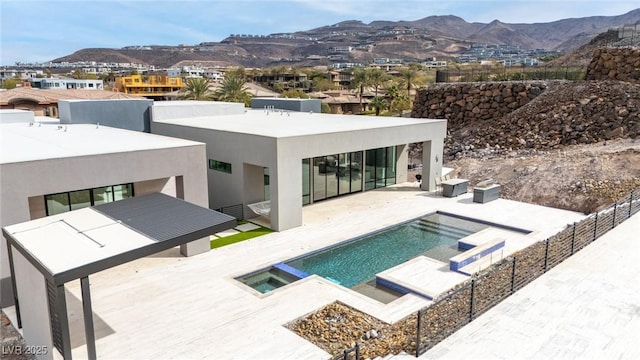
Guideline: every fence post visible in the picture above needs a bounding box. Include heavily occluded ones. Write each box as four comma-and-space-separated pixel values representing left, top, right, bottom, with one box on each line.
542, 239, 549, 272
511, 257, 517, 293
355, 343, 360, 360
570, 223, 576, 255
593, 213, 598, 241
469, 279, 476, 321
612, 203, 617, 228
415, 310, 422, 357
629, 193, 633, 218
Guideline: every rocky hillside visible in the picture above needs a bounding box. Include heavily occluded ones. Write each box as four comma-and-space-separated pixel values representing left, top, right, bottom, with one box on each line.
52, 9, 640, 68
413, 45, 640, 158
410, 47, 640, 214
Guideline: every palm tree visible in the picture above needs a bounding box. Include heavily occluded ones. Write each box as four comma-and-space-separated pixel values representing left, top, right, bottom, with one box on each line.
214, 74, 251, 106
350, 67, 369, 112
399, 67, 419, 99
385, 84, 411, 115
179, 78, 214, 100
369, 96, 387, 116
367, 68, 387, 97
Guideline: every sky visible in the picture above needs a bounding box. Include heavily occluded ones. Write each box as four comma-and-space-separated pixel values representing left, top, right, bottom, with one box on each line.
1, 0, 638, 66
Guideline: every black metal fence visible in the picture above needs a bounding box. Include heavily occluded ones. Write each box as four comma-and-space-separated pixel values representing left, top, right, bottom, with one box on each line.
435, 66, 587, 83
330, 343, 360, 360
413, 188, 640, 356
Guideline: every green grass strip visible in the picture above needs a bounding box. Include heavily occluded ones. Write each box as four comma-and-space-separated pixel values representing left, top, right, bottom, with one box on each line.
210, 226, 273, 249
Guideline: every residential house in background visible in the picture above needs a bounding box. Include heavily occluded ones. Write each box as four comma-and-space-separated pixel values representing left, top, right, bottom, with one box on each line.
29, 78, 103, 90
0, 87, 139, 116
114, 74, 185, 99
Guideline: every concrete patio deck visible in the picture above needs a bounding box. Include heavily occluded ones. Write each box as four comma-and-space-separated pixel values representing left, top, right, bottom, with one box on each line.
4, 184, 586, 359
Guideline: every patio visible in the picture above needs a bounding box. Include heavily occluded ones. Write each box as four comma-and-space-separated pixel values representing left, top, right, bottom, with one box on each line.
5, 183, 585, 359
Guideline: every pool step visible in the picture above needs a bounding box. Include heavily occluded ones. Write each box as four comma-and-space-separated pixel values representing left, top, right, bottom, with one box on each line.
273, 263, 309, 279
411, 219, 474, 239
450, 238, 505, 272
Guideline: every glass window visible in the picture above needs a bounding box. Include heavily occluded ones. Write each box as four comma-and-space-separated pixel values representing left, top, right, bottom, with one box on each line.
350, 151, 362, 192
69, 189, 91, 211
113, 184, 133, 201
386, 146, 397, 185
46, 193, 70, 215
375, 148, 386, 188
326, 154, 339, 198
337, 153, 349, 195
209, 159, 232, 174
92, 186, 113, 205
313, 156, 327, 201
302, 159, 311, 205
365, 149, 376, 190
264, 167, 270, 201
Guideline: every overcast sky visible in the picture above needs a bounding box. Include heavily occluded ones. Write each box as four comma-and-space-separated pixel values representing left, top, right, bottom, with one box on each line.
1, 0, 638, 66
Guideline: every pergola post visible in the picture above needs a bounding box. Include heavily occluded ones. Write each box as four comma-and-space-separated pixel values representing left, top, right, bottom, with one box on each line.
81, 276, 97, 360
56, 284, 73, 359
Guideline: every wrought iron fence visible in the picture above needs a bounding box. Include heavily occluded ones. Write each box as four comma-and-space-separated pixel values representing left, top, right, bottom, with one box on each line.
330, 343, 360, 360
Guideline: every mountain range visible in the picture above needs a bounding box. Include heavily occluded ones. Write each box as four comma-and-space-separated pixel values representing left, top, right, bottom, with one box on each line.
53, 9, 640, 69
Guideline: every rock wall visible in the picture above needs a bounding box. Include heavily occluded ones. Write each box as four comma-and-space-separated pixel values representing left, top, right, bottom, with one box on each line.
411, 82, 547, 131
411, 80, 640, 158
585, 48, 640, 83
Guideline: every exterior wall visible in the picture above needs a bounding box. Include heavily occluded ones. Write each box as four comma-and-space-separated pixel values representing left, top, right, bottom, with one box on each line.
152, 101, 245, 121
134, 177, 177, 198
151, 121, 278, 213
421, 138, 445, 191
58, 99, 153, 132
0, 109, 35, 123
251, 98, 321, 113
0, 145, 208, 306
396, 144, 408, 183
12, 250, 54, 360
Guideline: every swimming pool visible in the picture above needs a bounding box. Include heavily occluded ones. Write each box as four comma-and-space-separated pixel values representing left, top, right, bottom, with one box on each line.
237, 212, 491, 296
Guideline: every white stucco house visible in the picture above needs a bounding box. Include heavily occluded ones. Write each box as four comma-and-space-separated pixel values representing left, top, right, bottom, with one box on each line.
151, 101, 447, 231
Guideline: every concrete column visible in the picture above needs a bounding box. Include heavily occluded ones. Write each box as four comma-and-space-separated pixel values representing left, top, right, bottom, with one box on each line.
271, 156, 302, 231
396, 144, 408, 184
180, 236, 210, 257
421, 138, 444, 191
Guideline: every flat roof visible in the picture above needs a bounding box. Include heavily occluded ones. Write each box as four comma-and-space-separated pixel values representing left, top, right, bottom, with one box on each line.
0, 123, 204, 164
3, 193, 236, 285
153, 109, 445, 138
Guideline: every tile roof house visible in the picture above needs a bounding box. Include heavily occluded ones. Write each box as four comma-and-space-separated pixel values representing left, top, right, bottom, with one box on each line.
0, 88, 139, 117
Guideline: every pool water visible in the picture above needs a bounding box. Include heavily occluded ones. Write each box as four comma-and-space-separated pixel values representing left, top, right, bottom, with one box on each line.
238, 213, 489, 295
239, 268, 300, 293
287, 213, 486, 287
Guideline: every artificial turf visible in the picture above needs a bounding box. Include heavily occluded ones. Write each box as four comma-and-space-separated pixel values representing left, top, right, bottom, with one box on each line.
210, 225, 273, 249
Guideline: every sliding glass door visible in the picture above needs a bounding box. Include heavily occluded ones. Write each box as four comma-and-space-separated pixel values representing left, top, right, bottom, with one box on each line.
365, 146, 397, 191
305, 151, 363, 203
